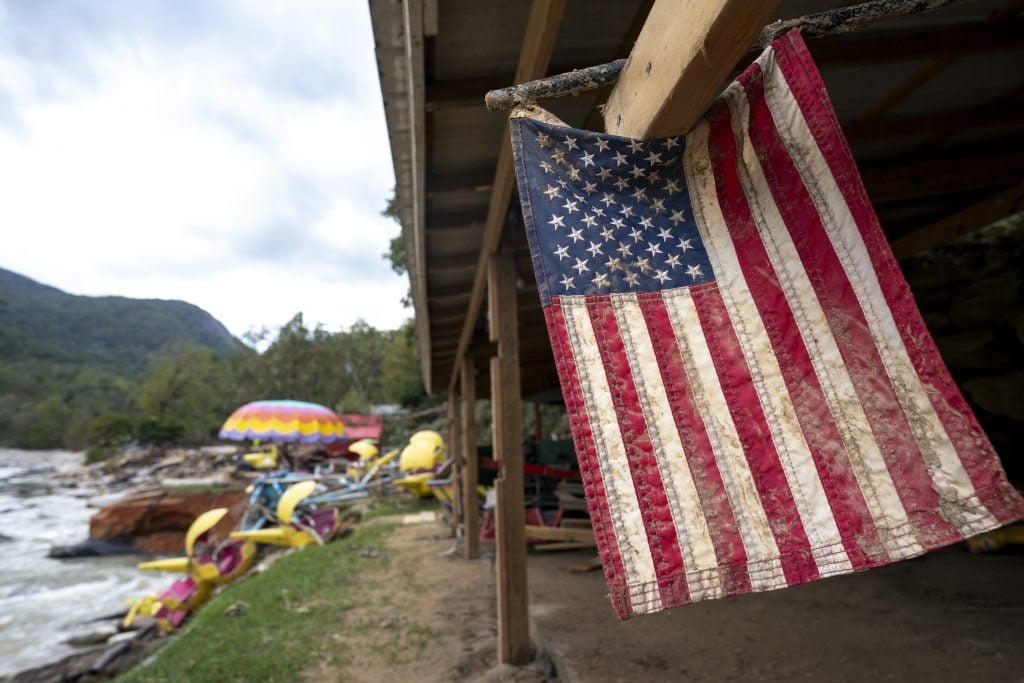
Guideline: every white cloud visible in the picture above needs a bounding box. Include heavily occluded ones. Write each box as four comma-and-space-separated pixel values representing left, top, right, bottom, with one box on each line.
0, 0, 406, 337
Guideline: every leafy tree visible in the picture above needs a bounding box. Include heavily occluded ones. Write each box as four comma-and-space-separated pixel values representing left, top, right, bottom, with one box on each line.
136, 416, 186, 446
87, 412, 137, 447
138, 344, 238, 444
382, 188, 412, 307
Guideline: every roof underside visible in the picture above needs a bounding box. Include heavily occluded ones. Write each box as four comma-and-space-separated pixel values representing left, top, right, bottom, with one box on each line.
371, 0, 1024, 396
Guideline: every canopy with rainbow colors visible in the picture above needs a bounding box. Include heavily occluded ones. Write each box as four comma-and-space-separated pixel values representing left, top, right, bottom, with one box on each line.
218, 400, 346, 444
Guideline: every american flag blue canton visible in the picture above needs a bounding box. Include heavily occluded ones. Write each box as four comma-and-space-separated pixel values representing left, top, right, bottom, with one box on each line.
511, 117, 714, 306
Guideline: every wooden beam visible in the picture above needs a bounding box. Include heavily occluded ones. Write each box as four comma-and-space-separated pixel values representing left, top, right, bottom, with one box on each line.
461, 354, 480, 560
426, 208, 487, 233
426, 76, 512, 111
447, 0, 566, 396
851, 2, 1024, 125
447, 389, 463, 539
524, 525, 596, 544
489, 251, 530, 665
861, 146, 1024, 204
844, 102, 1023, 144
426, 168, 494, 197
427, 252, 480, 272
890, 182, 1024, 259
804, 16, 1024, 67
603, 0, 780, 138
426, 283, 472, 300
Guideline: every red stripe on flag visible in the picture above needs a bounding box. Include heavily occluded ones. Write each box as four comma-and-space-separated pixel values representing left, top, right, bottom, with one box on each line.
736, 65, 943, 562
545, 302, 632, 616
689, 284, 819, 586
741, 62, 956, 544
701, 102, 825, 584
585, 298, 691, 608
772, 32, 1024, 524
638, 293, 753, 596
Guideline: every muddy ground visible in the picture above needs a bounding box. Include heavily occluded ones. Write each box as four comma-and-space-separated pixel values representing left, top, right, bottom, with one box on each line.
343, 517, 1024, 682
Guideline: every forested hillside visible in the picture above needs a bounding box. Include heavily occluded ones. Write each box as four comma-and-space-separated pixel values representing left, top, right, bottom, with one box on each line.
0, 268, 240, 447
0, 267, 429, 450
0, 268, 237, 376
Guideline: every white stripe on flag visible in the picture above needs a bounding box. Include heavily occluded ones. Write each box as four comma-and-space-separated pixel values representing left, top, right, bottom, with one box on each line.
661, 287, 786, 591
611, 293, 724, 601
684, 113, 854, 575
760, 52, 997, 536
560, 298, 663, 613
722, 82, 919, 561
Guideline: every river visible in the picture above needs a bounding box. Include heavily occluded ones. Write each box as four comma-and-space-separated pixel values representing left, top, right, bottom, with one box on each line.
0, 449, 165, 678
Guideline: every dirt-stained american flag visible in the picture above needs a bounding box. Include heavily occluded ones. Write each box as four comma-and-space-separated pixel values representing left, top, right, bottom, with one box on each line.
509, 30, 1024, 620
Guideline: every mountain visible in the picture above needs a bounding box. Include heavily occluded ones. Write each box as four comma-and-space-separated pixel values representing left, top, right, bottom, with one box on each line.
0, 267, 240, 448
0, 267, 238, 378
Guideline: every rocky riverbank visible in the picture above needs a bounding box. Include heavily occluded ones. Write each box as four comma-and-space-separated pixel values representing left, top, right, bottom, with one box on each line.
0, 446, 254, 681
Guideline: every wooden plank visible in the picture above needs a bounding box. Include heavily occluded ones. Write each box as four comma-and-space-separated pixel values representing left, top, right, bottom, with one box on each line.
447, 389, 463, 539
850, 2, 1024, 125
524, 525, 596, 544
603, 0, 780, 138
844, 102, 1023, 144
890, 182, 1024, 259
805, 17, 1024, 68
533, 542, 592, 552
425, 208, 488, 233
447, 0, 567, 396
861, 147, 1024, 203
489, 251, 530, 665
426, 168, 494, 197
461, 354, 480, 560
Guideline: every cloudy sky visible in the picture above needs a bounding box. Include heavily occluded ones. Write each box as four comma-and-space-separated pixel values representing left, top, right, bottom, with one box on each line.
0, 0, 407, 339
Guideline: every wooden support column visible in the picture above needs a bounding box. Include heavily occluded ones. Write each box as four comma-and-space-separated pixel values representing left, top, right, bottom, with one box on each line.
488, 251, 530, 665
603, 0, 780, 138
447, 387, 463, 538
461, 354, 480, 560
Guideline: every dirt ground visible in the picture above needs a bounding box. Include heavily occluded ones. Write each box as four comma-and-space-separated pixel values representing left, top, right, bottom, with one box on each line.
329, 515, 1024, 683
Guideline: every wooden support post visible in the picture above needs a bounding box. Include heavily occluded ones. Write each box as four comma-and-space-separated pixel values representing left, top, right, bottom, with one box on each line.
603, 0, 780, 138
488, 251, 530, 665
447, 388, 463, 538
461, 354, 480, 560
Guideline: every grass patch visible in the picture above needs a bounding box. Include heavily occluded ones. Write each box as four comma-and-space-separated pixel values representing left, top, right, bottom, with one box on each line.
361, 495, 436, 521
118, 523, 394, 683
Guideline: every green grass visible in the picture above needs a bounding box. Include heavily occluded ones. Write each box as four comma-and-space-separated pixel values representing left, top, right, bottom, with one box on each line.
118, 523, 394, 683
360, 495, 437, 521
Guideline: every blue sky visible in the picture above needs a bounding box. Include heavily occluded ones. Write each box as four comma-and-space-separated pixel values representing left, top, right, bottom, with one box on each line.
0, 0, 407, 337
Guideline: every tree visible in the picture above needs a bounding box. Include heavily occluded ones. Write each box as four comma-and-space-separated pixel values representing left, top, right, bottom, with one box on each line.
382, 187, 412, 307
138, 344, 237, 444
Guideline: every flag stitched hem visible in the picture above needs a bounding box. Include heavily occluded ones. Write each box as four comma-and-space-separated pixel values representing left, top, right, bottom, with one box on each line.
607, 478, 1022, 618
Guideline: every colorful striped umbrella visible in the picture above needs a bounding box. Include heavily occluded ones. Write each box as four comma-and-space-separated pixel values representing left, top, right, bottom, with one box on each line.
219, 400, 346, 444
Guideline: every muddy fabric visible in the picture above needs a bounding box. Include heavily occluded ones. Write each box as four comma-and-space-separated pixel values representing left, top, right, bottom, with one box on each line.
509, 30, 1024, 619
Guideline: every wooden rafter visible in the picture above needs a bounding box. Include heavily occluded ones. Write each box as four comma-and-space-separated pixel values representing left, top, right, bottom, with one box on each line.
602, 0, 780, 138
861, 145, 1024, 203
446, 0, 567, 395
851, 0, 1024, 125
890, 182, 1024, 259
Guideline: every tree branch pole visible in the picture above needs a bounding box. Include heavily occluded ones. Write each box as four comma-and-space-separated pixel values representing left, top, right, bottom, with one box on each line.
483, 0, 975, 111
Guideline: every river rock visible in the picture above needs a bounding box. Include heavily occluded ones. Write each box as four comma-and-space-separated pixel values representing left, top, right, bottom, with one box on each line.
48, 538, 139, 558
66, 627, 117, 647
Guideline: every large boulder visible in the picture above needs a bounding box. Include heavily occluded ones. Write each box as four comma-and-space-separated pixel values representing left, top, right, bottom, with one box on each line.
89, 489, 247, 554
